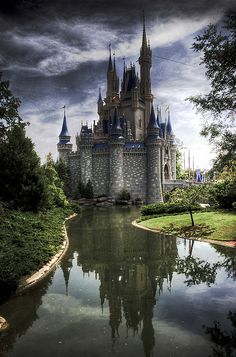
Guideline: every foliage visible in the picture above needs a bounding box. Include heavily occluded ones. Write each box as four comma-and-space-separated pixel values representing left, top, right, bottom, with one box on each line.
41, 153, 68, 208
188, 12, 236, 172
208, 179, 236, 209
0, 73, 24, 140
141, 201, 202, 216
0, 206, 75, 298
55, 159, 70, 195
176, 150, 186, 179
168, 185, 209, 225
85, 179, 94, 199
203, 311, 236, 357
117, 189, 131, 201
77, 179, 94, 199
0, 125, 47, 211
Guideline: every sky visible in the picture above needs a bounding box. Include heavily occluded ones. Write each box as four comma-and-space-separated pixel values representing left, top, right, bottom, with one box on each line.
0, 0, 235, 169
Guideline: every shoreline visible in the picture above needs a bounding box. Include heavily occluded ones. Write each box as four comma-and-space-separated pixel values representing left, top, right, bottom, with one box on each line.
16, 213, 77, 294
132, 219, 236, 248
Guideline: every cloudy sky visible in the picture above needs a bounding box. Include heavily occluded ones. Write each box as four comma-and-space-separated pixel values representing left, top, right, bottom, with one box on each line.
0, 0, 235, 169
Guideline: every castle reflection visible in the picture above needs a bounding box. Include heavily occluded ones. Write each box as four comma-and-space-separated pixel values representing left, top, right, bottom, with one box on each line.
61, 208, 178, 356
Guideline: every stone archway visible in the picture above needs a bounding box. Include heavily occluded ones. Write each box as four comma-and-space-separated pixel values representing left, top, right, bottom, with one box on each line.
164, 164, 170, 180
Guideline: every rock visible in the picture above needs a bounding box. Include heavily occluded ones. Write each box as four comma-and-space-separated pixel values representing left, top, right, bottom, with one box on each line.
0, 316, 9, 331
97, 197, 108, 203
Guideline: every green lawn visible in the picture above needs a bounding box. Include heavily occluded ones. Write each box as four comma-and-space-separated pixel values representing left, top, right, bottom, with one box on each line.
139, 211, 236, 241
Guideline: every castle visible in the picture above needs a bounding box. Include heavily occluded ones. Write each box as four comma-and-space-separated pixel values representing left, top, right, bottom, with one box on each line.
57, 20, 177, 203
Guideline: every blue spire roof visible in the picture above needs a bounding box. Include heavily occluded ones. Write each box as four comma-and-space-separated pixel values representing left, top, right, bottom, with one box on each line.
59, 110, 70, 137
166, 111, 174, 135
148, 105, 159, 129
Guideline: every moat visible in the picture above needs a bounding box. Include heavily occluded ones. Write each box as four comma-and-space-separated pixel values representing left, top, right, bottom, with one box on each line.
0, 207, 235, 357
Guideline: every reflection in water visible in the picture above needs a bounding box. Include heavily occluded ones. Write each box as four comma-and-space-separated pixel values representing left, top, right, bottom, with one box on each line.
0, 207, 236, 357
62, 208, 178, 357
203, 311, 236, 357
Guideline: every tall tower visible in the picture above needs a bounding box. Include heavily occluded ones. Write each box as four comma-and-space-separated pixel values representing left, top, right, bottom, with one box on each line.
146, 105, 163, 203
57, 108, 72, 161
109, 108, 124, 197
106, 46, 119, 102
139, 14, 152, 132
166, 111, 177, 180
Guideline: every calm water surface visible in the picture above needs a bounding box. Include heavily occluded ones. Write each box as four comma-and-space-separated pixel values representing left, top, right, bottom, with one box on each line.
0, 207, 236, 357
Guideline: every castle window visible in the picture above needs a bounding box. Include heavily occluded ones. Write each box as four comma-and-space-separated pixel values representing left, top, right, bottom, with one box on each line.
139, 118, 142, 129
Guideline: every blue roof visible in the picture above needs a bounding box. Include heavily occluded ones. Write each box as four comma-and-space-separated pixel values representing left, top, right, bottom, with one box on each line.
59, 112, 70, 137
167, 112, 174, 135
148, 105, 159, 130
125, 142, 145, 149
93, 143, 108, 149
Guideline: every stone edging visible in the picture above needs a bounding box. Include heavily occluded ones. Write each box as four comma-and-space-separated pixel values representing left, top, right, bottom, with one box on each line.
16, 213, 77, 294
132, 219, 236, 248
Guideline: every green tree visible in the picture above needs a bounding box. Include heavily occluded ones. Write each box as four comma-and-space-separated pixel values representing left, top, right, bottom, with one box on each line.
0, 73, 24, 140
55, 159, 70, 195
0, 125, 46, 211
176, 150, 186, 179
169, 185, 207, 226
188, 12, 236, 172
41, 153, 68, 208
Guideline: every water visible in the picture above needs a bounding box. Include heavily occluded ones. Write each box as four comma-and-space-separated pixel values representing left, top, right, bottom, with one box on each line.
0, 207, 235, 357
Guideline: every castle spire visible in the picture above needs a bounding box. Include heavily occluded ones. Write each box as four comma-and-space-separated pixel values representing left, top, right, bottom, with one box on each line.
59, 106, 70, 137
141, 11, 148, 51
108, 44, 113, 72
166, 109, 174, 136
148, 105, 159, 130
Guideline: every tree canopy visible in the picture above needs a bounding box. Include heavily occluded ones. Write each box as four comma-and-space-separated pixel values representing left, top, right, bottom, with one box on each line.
188, 12, 236, 173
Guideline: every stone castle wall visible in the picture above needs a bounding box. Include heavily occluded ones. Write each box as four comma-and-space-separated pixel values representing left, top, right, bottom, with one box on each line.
66, 141, 176, 203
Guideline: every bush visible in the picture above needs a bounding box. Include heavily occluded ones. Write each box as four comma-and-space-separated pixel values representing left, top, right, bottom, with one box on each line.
232, 202, 236, 210
208, 179, 236, 209
117, 189, 131, 201
141, 202, 202, 216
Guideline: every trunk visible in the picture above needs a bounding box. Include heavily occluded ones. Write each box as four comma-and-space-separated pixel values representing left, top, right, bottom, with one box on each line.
189, 207, 194, 226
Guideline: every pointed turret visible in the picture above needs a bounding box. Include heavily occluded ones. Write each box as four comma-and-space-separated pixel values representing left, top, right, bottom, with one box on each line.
57, 107, 72, 161
166, 110, 174, 136
139, 13, 152, 98
147, 105, 160, 138
141, 11, 148, 54
107, 44, 113, 72
59, 109, 70, 138
97, 88, 103, 115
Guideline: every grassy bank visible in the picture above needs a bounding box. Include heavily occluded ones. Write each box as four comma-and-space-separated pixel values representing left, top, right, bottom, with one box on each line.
0, 206, 76, 300
139, 211, 236, 241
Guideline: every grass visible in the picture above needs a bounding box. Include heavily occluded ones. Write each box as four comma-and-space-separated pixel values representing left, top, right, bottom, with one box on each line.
139, 211, 236, 241
0, 206, 76, 299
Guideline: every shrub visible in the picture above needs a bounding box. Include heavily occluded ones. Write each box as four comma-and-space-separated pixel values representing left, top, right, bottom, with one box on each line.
117, 189, 131, 201
208, 179, 236, 209
232, 202, 236, 210
141, 202, 202, 216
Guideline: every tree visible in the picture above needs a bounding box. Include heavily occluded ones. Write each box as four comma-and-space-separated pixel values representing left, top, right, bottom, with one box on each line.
0, 125, 47, 211
188, 12, 236, 172
0, 73, 24, 140
41, 153, 68, 208
55, 159, 70, 195
176, 150, 186, 180
169, 185, 207, 226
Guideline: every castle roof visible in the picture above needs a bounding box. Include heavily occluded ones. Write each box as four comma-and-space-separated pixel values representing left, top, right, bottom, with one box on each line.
166, 111, 174, 135
59, 111, 70, 137
147, 105, 159, 130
